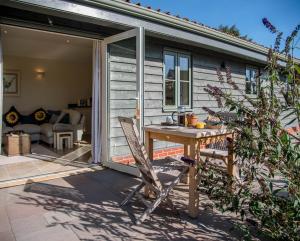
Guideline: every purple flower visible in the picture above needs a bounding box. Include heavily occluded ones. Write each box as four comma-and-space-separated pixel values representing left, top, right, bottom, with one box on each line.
202, 107, 216, 115
262, 18, 277, 34
267, 48, 273, 62
216, 68, 224, 83
225, 67, 240, 90
274, 32, 283, 52
283, 24, 300, 54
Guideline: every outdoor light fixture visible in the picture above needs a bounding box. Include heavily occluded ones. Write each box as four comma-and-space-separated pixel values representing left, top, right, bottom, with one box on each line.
220, 61, 226, 69
47, 17, 53, 26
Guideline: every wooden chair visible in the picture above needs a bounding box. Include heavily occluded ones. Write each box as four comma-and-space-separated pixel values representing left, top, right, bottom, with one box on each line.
199, 137, 231, 167
200, 112, 237, 171
118, 116, 189, 224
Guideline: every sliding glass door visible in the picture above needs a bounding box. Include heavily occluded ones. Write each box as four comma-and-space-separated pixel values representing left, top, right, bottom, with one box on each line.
102, 28, 144, 176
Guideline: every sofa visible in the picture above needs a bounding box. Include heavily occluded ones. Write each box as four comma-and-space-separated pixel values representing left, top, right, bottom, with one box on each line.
2, 109, 85, 145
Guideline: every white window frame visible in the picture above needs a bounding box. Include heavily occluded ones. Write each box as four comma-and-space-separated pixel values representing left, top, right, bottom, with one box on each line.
163, 49, 191, 111
245, 65, 259, 95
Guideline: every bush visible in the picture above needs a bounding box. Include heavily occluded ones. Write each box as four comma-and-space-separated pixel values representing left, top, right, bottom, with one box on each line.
201, 19, 300, 240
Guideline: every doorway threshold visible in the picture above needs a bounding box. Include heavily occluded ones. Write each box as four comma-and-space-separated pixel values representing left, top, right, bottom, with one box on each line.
0, 165, 104, 189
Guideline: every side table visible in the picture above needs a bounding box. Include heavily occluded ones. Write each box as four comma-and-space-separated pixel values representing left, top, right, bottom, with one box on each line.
54, 131, 74, 150
5, 132, 31, 156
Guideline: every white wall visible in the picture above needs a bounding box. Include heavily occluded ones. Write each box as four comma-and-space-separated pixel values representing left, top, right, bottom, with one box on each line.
3, 56, 92, 113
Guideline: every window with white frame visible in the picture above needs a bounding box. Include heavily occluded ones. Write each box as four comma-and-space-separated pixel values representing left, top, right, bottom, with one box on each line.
245, 66, 259, 94
163, 50, 191, 110
260, 68, 268, 89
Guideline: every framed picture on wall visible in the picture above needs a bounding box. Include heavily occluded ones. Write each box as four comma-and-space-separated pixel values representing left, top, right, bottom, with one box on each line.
3, 70, 20, 96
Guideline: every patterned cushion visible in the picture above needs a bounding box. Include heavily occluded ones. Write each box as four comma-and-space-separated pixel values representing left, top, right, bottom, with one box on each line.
3, 106, 21, 127
31, 108, 49, 125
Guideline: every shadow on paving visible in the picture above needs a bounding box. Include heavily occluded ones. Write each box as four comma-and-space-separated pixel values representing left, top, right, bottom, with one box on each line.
11, 169, 249, 241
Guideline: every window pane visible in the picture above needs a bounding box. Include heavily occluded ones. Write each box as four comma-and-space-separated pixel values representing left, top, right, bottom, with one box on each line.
245, 82, 251, 94
251, 69, 257, 81
179, 57, 189, 81
165, 81, 176, 106
252, 81, 257, 94
164, 54, 175, 80
246, 68, 251, 82
180, 82, 189, 106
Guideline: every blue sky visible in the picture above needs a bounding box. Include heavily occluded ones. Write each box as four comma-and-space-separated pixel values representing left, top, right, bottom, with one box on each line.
136, 0, 300, 57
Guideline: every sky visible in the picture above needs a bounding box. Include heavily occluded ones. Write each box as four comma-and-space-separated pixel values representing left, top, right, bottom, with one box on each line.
136, 0, 300, 57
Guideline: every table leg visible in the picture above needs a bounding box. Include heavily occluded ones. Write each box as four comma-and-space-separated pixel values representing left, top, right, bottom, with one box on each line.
58, 138, 61, 150
70, 133, 74, 148
182, 144, 190, 184
144, 131, 153, 160
184, 144, 190, 157
188, 141, 199, 218
227, 136, 236, 177
54, 133, 57, 149
144, 131, 153, 197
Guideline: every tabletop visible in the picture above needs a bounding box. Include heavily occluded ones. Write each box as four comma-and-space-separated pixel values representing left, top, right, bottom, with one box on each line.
144, 125, 230, 139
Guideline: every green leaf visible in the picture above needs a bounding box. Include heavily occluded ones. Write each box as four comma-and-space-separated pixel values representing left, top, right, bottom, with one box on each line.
294, 64, 300, 74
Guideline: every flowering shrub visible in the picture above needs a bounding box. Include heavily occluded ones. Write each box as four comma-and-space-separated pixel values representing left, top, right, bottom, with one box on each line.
201, 19, 300, 240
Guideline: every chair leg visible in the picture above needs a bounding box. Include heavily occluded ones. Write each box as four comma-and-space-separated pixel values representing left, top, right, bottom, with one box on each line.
165, 197, 180, 215
136, 169, 187, 224
136, 193, 165, 225
120, 183, 145, 207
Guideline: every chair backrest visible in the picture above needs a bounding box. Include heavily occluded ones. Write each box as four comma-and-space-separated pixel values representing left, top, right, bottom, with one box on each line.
118, 117, 162, 190
208, 111, 236, 150
208, 139, 228, 150
216, 111, 238, 124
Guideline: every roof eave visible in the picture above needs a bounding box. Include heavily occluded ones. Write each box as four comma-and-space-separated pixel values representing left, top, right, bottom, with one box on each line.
81, 0, 300, 64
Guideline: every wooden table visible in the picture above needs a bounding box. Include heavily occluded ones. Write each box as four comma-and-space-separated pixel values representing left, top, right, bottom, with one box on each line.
144, 125, 235, 218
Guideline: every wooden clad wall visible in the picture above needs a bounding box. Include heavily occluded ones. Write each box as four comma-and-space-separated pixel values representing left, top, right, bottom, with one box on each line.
109, 38, 137, 156
109, 36, 295, 158
143, 37, 250, 152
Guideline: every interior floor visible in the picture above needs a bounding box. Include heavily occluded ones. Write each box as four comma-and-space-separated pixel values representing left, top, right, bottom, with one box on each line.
0, 143, 92, 183
1, 25, 94, 183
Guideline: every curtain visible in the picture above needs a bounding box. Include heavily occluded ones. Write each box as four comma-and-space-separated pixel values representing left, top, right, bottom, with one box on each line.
91, 40, 102, 163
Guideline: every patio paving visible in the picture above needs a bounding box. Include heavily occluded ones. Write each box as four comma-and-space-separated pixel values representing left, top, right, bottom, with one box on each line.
0, 169, 254, 241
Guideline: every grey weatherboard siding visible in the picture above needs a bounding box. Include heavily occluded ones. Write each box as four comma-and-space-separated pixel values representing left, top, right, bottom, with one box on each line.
109, 36, 292, 157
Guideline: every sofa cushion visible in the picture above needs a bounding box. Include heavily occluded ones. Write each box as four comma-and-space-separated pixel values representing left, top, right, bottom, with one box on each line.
48, 110, 61, 116
48, 110, 61, 124
3, 106, 21, 127
32, 108, 50, 125
14, 124, 41, 134
56, 112, 70, 124
2, 126, 14, 134
62, 109, 81, 125
20, 114, 35, 124
40, 123, 54, 138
